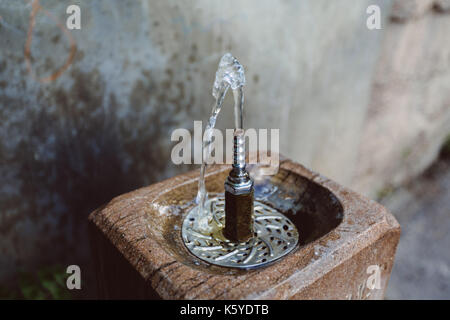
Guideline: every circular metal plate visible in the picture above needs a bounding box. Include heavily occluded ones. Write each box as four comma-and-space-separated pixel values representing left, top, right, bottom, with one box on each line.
181, 196, 299, 269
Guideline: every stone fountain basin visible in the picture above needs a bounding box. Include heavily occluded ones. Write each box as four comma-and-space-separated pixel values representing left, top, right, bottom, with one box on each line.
89, 159, 400, 299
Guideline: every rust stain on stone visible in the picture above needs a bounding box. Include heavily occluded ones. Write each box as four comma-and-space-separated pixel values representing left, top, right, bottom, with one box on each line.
24, 0, 77, 83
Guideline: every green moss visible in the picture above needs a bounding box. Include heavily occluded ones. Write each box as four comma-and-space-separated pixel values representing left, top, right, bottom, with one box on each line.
376, 185, 395, 201
401, 147, 412, 159
441, 133, 450, 156
0, 265, 72, 300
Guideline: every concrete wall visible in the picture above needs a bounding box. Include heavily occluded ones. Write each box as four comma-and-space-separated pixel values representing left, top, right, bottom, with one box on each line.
0, 0, 449, 285
354, 0, 450, 196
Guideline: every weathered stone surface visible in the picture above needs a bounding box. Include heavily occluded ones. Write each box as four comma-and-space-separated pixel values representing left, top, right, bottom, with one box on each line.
435, 0, 450, 12
391, 0, 435, 21
383, 153, 450, 299
353, 7, 450, 198
89, 159, 400, 299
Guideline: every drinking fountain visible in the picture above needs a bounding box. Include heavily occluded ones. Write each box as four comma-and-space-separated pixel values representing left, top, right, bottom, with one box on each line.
181, 54, 299, 269
88, 54, 400, 300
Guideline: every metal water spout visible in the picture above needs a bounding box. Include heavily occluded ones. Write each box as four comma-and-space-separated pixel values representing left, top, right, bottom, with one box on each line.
215, 54, 255, 242
181, 53, 299, 269
195, 53, 254, 241
223, 129, 254, 242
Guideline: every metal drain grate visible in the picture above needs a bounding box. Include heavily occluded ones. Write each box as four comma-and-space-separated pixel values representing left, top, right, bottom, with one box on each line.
181, 196, 299, 269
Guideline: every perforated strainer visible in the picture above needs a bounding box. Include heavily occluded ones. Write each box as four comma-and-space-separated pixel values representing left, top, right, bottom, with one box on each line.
181, 195, 299, 269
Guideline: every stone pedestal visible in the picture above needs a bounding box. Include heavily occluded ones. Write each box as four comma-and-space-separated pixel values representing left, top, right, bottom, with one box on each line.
89, 159, 400, 299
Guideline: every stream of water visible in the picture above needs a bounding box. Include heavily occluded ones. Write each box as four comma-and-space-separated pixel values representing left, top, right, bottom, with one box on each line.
195, 53, 246, 232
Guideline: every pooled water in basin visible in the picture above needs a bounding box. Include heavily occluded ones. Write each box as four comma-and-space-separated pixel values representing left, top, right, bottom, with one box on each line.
158, 168, 343, 273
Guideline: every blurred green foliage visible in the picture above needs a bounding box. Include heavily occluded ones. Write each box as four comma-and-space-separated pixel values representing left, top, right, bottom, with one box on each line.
376, 185, 395, 201
0, 265, 72, 300
441, 133, 450, 157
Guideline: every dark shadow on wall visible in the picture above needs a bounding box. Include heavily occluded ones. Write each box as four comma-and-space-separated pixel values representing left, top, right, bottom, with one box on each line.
0, 67, 186, 298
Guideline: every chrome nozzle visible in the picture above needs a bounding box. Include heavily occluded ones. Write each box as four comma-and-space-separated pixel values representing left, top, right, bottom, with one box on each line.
224, 129, 254, 242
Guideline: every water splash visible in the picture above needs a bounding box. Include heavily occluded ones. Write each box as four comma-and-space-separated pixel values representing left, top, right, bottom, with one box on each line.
195, 53, 246, 232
